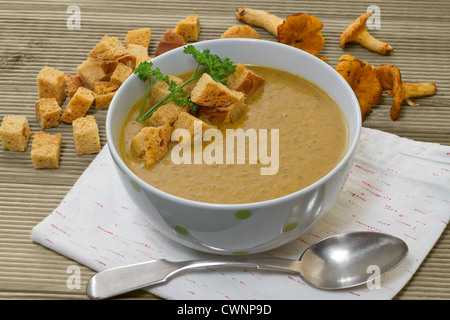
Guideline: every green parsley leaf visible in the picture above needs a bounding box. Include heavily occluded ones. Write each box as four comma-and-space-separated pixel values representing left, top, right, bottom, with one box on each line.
135, 46, 236, 122
134, 61, 153, 81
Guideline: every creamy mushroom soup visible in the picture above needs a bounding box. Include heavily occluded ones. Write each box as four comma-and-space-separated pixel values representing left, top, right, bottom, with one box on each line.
120, 66, 348, 204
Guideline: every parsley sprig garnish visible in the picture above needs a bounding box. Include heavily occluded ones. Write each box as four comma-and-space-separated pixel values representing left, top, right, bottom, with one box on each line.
134, 45, 236, 122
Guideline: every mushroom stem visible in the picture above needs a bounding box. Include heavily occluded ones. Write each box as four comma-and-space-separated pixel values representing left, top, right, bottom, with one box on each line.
404, 82, 436, 99
402, 82, 437, 106
356, 32, 393, 55
235, 8, 283, 37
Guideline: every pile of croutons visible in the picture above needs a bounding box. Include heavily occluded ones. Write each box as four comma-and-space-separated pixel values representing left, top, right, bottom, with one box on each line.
0, 14, 202, 169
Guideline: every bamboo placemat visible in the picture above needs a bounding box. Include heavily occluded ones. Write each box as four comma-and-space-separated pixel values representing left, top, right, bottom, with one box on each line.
0, 0, 449, 300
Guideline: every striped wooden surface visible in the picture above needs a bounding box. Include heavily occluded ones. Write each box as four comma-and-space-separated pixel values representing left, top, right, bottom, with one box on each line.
0, 0, 449, 300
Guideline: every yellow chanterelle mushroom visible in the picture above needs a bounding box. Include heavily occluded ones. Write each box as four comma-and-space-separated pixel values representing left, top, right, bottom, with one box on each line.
235, 8, 326, 59
335, 54, 383, 120
340, 13, 393, 55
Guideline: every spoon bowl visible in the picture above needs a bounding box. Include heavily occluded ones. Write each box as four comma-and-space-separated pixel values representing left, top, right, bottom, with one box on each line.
87, 231, 408, 299
299, 232, 408, 289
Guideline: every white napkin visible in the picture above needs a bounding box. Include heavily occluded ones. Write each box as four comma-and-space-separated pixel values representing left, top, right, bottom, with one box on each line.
31, 127, 450, 300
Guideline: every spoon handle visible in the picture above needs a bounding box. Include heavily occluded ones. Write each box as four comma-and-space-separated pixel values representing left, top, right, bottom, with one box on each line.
86, 258, 300, 300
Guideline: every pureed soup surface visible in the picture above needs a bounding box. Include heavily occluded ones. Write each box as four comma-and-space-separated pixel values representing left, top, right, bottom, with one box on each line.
120, 66, 348, 204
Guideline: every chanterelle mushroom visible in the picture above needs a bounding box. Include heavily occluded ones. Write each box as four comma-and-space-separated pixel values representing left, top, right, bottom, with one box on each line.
277, 13, 325, 57
236, 8, 326, 59
376, 65, 405, 120
220, 25, 261, 39
340, 13, 393, 55
378, 65, 437, 113
335, 54, 382, 120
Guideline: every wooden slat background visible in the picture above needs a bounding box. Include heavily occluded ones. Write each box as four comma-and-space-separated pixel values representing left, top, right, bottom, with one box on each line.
0, 0, 449, 300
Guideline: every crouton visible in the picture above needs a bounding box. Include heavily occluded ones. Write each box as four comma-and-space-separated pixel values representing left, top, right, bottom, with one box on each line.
146, 102, 182, 127
94, 92, 116, 110
91, 81, 120, 95
30, 132, 62, 169
88, 35, 127, 62
35, 97, 61, 129
191, 73, 244, 107
173, 111, 215, 139
65, 73, 83, 98
60, 87, 94, 123
0, 115, 31, 151
120, 44, 151, 70
36, 66, 66, 106
77, 58, 108, 89
155, 29, 186, 57
110, 62, 133, 85
150, 75, 184, 104
173, 14, 201, 42
72, 115, 101, 155
226, 63, 265, 95
131, 123, 172, 167
100, 61, 119, 78
91, 81, 119, 110
124, 28, 151, 48
198, 94, 247, 124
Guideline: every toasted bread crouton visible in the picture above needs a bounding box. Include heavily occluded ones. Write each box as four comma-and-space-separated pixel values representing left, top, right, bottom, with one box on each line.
65, 73, 84, 98
110, 62, 133, 85
91, 81, 120, 110
60, 87, 94, 123
174, 14, 201, 42
155, 29, 186, 57
72, 115, 101, 155
36, 66, 67, 106
173, 112, 215, 141
131, 123, 172, 167
150, 75, 184, 104
88, 35, 127, 62
198, 94, 247, 124
146, 102, 182, 127
191, 73, 244, 107
120, 44, 151, 70
226, 64, 265, 95
100, 61, 119, 78
91, 81, 120, 95
31, 132, 62, 168
94, 92, 116, 110
0, 115, 31, 151
125, 28, 151, 48
35, 97, 61, 129
77, 58, 108, 89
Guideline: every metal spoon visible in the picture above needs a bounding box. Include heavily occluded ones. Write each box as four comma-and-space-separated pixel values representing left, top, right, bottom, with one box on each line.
86, 231, 408, 299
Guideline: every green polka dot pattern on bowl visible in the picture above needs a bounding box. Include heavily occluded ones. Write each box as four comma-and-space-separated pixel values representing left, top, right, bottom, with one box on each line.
130, 179, 141, 193
234, 209, 252, 220
173, 225, 189, 235
283, 222, 299, 233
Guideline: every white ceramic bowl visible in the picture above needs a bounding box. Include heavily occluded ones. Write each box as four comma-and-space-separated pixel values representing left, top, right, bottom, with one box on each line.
106, 38, 361, 255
